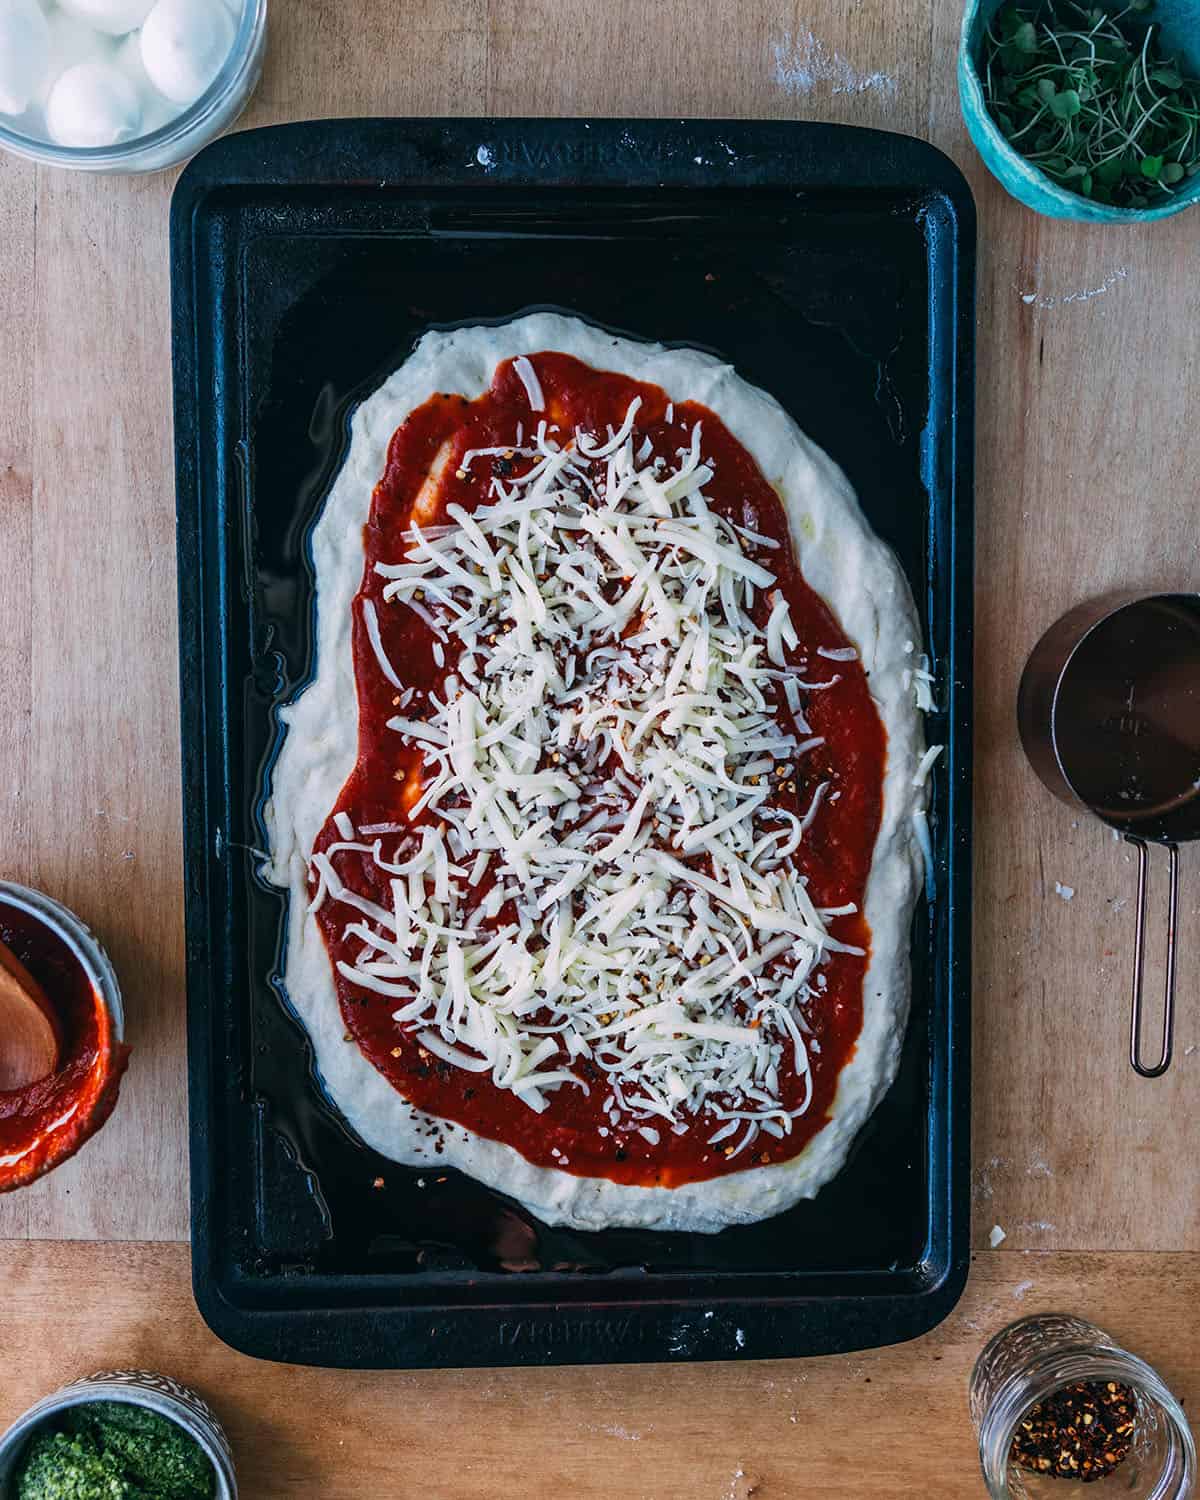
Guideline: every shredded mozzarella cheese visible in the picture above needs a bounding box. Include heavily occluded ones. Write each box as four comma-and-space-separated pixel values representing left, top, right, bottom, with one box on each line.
512, 355, 545, 411
912, 744, 943, 788
312, 395, 879, 1148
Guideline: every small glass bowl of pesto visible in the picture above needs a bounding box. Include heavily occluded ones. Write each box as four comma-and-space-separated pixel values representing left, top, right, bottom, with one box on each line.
0, 1370, 236, 1500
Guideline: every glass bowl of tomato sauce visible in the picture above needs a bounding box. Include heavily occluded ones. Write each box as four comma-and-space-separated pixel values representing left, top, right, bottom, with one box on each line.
0, 881, 129, 1192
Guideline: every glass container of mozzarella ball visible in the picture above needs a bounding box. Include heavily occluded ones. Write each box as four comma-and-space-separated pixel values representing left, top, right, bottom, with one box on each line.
0, 0, 265, 171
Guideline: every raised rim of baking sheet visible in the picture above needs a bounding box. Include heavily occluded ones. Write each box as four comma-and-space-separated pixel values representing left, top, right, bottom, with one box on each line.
171, 117, 974, 1368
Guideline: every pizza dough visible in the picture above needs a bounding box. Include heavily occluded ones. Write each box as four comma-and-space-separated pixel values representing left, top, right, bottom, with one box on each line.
264, 312, 926, 1233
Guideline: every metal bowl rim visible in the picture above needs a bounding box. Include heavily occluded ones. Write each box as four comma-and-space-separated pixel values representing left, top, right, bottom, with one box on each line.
0, 880, 124, 1041
0, 1378, 236, 1499
1046, 590, 1200, 829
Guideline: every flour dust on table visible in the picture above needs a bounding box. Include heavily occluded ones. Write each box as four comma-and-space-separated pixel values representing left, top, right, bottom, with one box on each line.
265, 312, 927, 1232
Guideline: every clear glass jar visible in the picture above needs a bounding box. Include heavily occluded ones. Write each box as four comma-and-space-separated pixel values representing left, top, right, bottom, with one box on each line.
0, 0, 266, 174
970, 1315, 1196, 1500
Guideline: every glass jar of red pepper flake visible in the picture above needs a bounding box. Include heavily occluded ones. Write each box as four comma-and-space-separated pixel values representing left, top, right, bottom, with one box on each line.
970, 1315, 1195, 1497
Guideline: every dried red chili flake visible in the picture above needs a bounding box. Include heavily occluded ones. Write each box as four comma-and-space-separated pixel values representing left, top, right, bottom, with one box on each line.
1010, 1380, 1137, 1483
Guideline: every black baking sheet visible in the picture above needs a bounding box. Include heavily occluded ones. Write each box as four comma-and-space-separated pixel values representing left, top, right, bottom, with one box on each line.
171, 118, 974, 1369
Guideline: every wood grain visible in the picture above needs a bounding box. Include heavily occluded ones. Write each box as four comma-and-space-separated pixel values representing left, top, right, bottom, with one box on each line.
486, 0, 927, 134
1, 1, 1199, 1492
0, 0, 1194, 1274
0, 1243, 1196, 1499
0, 168, 188, 1243
0, 155, 35, 892
0, 152, 38, 1243
249, 0, 487, 121
925, 0, 1200, 1254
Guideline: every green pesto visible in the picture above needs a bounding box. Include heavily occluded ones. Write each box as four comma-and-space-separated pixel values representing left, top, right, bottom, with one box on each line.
14, 1431, 139, 1500
15, 1402, 215, 1500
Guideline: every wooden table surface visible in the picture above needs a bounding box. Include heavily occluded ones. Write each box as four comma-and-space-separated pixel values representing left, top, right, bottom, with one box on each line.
2, 0, 1198, 1493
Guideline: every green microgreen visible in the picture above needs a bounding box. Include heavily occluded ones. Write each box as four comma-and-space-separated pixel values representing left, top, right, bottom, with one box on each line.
980, 0, 1200, 206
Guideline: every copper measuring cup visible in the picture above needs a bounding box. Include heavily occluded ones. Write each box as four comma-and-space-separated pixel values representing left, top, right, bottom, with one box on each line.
1018, 592, 1200, 1078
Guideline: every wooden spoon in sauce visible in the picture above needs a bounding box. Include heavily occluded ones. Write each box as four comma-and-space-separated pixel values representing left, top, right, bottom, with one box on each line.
0, 937, 61, 1091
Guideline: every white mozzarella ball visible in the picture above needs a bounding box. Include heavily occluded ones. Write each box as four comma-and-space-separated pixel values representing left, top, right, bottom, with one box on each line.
139, 0, 233, 106
0, 0, 51, 116
113, 28, 173, 130
36, 6, 103, 106
58, 0, 152, 35
45, 57, 142, 145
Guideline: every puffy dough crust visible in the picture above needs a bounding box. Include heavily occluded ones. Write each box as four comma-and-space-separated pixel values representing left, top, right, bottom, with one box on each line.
264, 312, 924, 1232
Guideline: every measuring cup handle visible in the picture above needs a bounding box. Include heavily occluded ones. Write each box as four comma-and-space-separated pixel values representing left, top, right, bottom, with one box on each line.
1125, 835, 1179, 1079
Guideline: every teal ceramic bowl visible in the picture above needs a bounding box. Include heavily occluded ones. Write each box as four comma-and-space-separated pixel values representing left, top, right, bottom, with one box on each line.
959, 0, 1200, 221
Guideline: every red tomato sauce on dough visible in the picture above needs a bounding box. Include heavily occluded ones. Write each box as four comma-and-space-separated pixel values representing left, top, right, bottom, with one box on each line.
0, 901, 130, 1193
312, 352, 886, 1187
